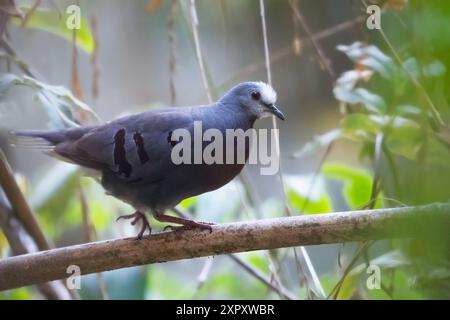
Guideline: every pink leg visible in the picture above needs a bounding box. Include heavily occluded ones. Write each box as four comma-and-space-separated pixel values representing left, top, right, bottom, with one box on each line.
116, 211, 152, 239
154, 212, 214, 233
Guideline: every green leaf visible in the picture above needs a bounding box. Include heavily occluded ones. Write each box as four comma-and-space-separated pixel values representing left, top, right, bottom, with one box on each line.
292, 129, 341, 158
80, 267, 145, 300
0, 74, 101, 128
341, 113, 381, 141
0, 73, 19, 97
423, 60, 446, 77
0, 229, 8, 257
366, 270, 424, 300
146, 266, 195, 299
322, 163, 375, 209
337, 42, 395, 78
204, 272, 268, 299
401, 58, 446, 79
402, 57, 420, 80
336, 273, 358, 300
346, 252, 415, 300
0, 288, 33, 300
12, 7, 94, 53
334, 86, 386, 114
333, 69, 374, 94
318, 273, 339, 297
242, 251, 269, 273
29, 163, 79, 210
286, 175, 333, 214
385, 118, 423, 159
351, 251, 410, 275
395, 104, 423, 117
178, 197, 197, 210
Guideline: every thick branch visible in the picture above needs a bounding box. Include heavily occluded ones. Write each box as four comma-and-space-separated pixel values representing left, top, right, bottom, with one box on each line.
0, 203, 449, 291
0, 192, 71, 299
0, 151, 50, 250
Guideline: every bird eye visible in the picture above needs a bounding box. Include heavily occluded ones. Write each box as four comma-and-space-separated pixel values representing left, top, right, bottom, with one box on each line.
251, 91, 261, 101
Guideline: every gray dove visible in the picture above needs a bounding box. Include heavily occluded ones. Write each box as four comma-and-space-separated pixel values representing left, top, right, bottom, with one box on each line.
14, 82, 285, 239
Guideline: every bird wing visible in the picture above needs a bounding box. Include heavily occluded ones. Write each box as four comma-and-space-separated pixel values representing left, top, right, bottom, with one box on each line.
54, 108, 194, 184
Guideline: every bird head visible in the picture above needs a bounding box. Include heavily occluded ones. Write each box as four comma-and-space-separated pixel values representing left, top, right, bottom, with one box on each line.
220, 82, 286, 121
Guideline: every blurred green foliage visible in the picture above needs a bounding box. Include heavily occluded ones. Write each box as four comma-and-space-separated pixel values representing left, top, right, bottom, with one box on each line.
1, 0, 450, 300
12, 6, 94, 53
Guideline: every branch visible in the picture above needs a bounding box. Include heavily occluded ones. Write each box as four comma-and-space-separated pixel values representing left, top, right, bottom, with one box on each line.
0, 152, 76, 299
0, 203, 449, 291
228, 254, 296, 300
0, 151, 51, 250
289, 0, 336, 80
219, 15, 365, 91
0, 192, 71, 299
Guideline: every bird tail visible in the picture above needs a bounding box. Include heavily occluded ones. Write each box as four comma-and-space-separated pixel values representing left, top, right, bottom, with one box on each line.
10, 130, 59, 150
9, 127, 89, 150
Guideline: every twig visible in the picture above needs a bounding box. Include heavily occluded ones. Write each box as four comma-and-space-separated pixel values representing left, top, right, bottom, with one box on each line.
0, 39, 38, 77
259, 0, 272, 85
259, 0, 302, 296
228, 254, 296, 300
368, 133, 384, 208
218, 15, 365, 90
0, 150, 50, 251
259, 0, 325, 299
188, 0, 212, 103
167, 0, 178, 105
291, 0, 301, 56
314, 15, 365, 40
0, 152, 76, 299
192, 257, 214, 296
21, 0, 42, 27
90, 16, 99, 102
328, 241, 375, 299
183, 0, 217, 292
382, 144, 402, 199
288, 0, 336, 81
70, 1, 84, 103
0, 192, 71, 299
1, 203, 448, 291
173, 207, 293, 299
360, 0, 443, 127
0, 52, 32, 75
331, 134, 384, 298
78, 181, 109, 300
299, 142, 334, 212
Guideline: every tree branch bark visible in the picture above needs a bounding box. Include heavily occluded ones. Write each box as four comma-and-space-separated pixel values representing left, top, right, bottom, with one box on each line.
0, 151, 51, 251
0, 192, 71, 299
0, 203, 449, 291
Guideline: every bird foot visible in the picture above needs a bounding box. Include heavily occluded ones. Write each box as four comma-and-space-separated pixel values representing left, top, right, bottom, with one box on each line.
116, 211, 152, 240
154, 213, 214, 233
163, 221, 214, 233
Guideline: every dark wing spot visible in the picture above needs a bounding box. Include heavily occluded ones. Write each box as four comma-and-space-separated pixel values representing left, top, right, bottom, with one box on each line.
133, 132, 150, 164
167, 131, 178, 147
113, 128, 132, 178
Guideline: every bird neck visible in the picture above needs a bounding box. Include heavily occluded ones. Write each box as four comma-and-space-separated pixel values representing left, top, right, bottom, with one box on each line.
215, 101, 257, 128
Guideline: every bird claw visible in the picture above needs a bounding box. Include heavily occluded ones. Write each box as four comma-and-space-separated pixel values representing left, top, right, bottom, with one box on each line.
153, 212, 215, 233
116, 211, 152, 239
164, 221, 213, 233
116, 213, 137, 222
163, 225, 175, 232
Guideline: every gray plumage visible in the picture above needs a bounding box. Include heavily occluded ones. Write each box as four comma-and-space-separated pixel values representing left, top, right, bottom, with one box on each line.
14, 81, 285, 238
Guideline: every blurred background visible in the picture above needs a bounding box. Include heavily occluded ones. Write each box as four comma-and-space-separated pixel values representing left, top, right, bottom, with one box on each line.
0, 0, 449, 299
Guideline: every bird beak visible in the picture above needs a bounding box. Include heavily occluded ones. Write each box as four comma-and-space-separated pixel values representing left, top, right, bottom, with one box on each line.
268, 104, 286, 121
